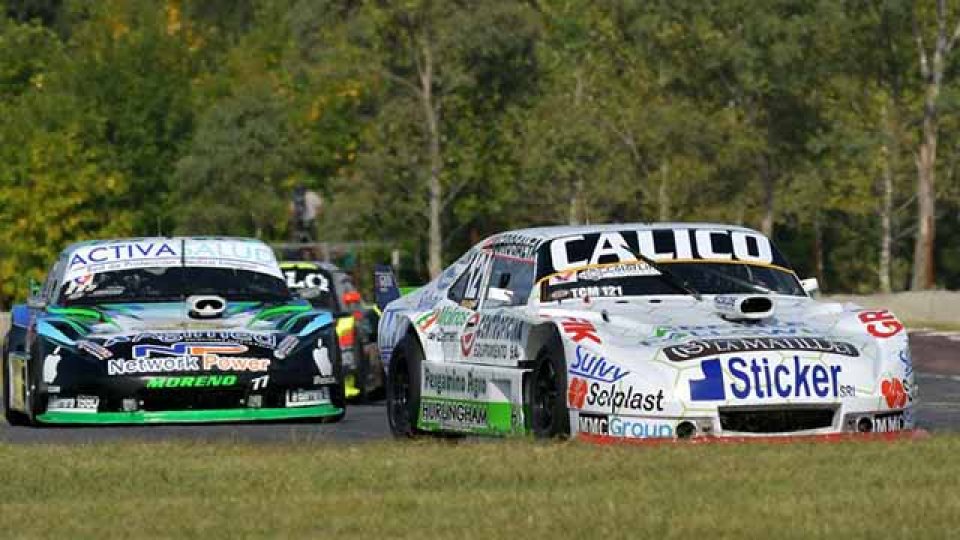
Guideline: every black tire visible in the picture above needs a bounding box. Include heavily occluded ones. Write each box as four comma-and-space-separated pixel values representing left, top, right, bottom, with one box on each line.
3, 331, 33, 426
326, 331, 347, 423
353, 339, 369, 403
3, 349, 29, 426
386, 333, 424, 438
526, 343, 570, 439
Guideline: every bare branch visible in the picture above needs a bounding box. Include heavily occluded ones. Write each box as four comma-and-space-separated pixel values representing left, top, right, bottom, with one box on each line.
441, 179, 470, 210
946, 14, 960, 54
914, 8, 931, 79
381, 69, 421, 97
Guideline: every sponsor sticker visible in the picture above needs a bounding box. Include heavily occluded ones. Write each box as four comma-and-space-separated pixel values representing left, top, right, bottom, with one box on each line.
578, 413, 674, 439
569, 346, 630, 383
547, 229, 776, 274
107, 342, 271, 375
874, 411, 906, 433
146, 375, 238, 389
568, 377, 665, 413
662, 337, 860, 362
420, 399, 488, 430
423, 365, 488, 399
858, 310, 904, 339
688, 356, 855, 402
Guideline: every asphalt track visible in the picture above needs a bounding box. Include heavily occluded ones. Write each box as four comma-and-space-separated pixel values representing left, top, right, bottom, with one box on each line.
1, 332, 957, 444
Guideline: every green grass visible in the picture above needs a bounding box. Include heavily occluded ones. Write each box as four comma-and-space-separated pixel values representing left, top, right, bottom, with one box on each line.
1, 436, 958, 539
905, 320, 960, 332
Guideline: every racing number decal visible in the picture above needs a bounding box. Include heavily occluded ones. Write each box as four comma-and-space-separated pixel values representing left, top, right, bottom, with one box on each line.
858, 310, 903, 338
463, 252, 492, 303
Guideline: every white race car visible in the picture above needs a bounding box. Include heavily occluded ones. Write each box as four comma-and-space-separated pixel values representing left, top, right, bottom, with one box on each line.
375, 223, 916, 441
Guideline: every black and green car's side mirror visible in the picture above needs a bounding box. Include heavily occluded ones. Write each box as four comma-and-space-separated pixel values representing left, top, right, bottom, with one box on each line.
26, 277, 47, 309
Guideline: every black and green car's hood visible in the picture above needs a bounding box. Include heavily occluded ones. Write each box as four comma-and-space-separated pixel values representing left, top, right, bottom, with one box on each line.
35, 301, 334, 370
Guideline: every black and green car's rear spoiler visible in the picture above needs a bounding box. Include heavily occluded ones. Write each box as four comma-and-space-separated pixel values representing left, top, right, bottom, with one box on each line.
373, 264, 419, 315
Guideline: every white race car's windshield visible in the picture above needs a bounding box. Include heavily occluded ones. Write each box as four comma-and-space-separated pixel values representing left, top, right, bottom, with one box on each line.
58, 266, 291, 306
536, 228, 805, 300
540, 261, 804, 301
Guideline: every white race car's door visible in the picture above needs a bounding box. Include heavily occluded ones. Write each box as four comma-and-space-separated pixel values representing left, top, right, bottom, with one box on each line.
453, 248, 536, 366
434, 249, 491, 364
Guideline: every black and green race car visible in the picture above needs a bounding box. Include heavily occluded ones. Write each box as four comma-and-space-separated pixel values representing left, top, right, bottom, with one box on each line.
3, 237, 345, 426
280, 261, 384, 400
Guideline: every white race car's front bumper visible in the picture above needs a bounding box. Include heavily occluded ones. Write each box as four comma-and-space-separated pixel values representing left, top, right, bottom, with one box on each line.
570, 403, 916, 441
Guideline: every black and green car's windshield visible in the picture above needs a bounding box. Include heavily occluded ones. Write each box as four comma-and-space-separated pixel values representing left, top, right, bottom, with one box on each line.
58, 238, 291, 306
536, 228, 805, 300
59, 267, 291, 306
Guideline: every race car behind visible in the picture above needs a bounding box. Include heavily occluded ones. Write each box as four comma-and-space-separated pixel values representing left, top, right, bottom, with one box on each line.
281, 261, 384, 400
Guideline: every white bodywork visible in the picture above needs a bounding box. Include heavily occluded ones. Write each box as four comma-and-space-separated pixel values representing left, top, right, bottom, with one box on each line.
378, 223, 915, 439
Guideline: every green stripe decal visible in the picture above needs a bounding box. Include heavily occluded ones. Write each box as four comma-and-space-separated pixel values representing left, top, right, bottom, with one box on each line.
47, 307, 102, 319
417, 397, 521, 435
252, 305, 311, 323
37, 405, 342, 424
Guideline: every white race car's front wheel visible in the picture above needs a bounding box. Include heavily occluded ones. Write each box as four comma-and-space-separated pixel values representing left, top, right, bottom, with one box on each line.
527, 345, 570, 439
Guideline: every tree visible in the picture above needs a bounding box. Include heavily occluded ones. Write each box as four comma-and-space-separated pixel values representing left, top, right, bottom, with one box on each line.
911, 0, 960, 289
173, 86, 295, 237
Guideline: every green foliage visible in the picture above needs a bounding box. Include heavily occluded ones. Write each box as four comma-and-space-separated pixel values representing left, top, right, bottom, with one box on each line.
1, 0, 960, 305
173, 85, 294, 237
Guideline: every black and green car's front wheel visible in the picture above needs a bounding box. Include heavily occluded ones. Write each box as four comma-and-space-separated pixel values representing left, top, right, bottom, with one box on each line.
3, 345, 41, 427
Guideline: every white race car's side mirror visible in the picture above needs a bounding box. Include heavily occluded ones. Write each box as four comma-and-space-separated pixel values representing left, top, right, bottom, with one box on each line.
800, 278, 820, 297
487, 287, 515, 306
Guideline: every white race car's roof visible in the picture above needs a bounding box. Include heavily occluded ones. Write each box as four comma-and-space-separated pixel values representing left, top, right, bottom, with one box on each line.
489, 222, 764, 245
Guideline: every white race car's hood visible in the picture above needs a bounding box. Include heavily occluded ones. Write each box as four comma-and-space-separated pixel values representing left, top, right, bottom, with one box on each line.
540, 294, 857, 350
544, 293, 915, 425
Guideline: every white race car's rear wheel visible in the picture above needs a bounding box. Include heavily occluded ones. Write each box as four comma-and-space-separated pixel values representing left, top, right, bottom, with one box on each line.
386, 334, 423, 438
528, 346, 570, 439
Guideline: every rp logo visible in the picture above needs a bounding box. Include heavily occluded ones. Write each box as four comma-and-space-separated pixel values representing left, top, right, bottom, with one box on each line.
881, 378, 908, 409
688, 358, 726, 401
460, 313, 481, 357
561, 318, 601, 344
568, 378, 588, 408
132, 343, 247, 359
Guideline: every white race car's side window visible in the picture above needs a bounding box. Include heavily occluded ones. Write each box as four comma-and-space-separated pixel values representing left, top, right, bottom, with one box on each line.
448, 250, 492, 308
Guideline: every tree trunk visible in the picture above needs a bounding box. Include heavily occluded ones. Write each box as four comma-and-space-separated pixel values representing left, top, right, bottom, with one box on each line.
567, 69, 585, 226
879, 103, 895, 293
419, 37, 443, 279
813, 212, 825, 289
879, 159, 894, 293
658, 162, 670, 221
912, 90, 938, 290
759, 154, 775, 237
568, 179, 582, 225
910, 0, 960, 290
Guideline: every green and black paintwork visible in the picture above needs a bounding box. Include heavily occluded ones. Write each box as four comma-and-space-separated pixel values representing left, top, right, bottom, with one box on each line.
3, 300, 344, 425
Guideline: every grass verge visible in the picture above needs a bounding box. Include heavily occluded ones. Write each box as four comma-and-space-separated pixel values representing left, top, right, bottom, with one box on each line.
1, 435, 957, 539
905, 320, 960, 332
